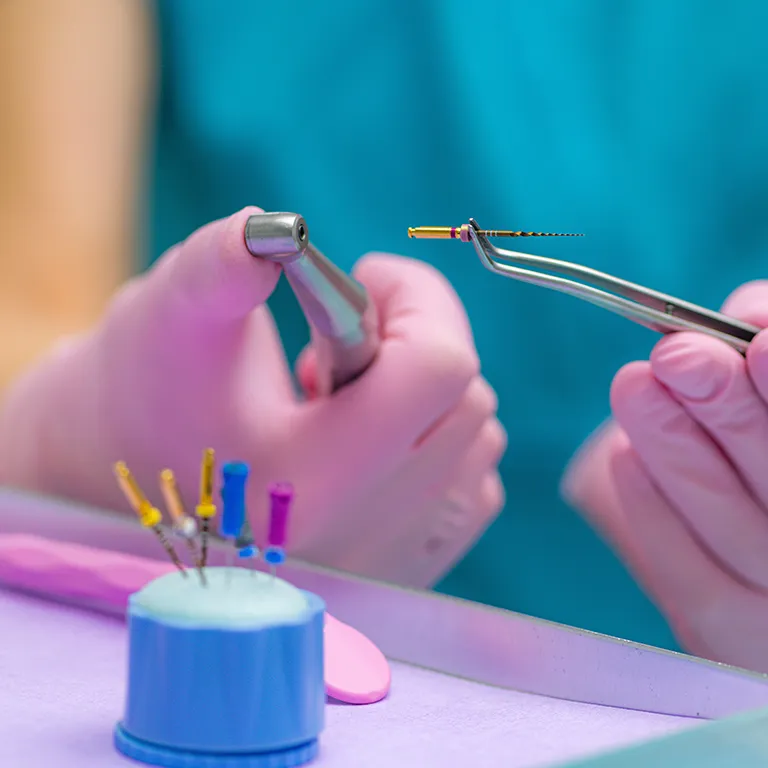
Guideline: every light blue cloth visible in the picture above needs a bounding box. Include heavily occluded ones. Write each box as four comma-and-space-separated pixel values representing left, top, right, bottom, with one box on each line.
144, 0, 768, 649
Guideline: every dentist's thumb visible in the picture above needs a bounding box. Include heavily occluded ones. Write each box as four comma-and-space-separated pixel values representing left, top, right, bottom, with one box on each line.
107, 207, 282, 339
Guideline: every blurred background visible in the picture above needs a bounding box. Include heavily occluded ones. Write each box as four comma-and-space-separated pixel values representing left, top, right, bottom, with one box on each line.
2, 0, 767, 652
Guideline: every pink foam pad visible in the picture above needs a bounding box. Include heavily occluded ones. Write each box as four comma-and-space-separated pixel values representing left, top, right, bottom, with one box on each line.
0, 534, 176, 601
325, 612, 391, 704
0, 533, 389, 704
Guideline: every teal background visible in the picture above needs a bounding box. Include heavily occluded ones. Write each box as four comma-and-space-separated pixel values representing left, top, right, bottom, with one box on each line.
143, 0, 768, 650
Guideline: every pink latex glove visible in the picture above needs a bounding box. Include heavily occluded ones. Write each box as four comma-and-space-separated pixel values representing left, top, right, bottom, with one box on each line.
0, 207, 505, 587
562, 280, 768, 672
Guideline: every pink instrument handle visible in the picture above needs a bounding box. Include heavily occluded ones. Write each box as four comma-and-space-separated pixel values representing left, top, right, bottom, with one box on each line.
0, 533, 390, 704
0, 533, 175, 606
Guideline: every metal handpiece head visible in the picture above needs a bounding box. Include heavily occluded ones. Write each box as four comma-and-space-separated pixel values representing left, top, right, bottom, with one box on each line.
244, 212, 309, 263
243, 211, 380, 395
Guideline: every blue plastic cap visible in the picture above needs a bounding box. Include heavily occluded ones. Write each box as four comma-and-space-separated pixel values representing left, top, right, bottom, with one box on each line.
225, 462, 249, 475
220, 462, 249, 538
116, 590, 325, 767
264, 547, 286, 566
238, 546, 259, 559
115, 727, 318, 768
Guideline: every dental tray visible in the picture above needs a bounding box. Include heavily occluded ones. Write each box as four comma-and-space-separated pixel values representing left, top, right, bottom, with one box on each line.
1, 486, 768, 767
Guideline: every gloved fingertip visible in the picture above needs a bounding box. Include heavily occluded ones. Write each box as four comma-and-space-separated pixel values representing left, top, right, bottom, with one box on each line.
560, 420, 623, 511
559, 435, 598, 509
353, 252, 475, 343
746, 327, 768, 376
610, 359, 687, 434
480, 470, 505, 515
721, 280, 768, 326
609, 360, 653, 412
650, 333, 735, 402
161, 207, 282, 324
215, 206, 284, 313
295, 345, 318, 400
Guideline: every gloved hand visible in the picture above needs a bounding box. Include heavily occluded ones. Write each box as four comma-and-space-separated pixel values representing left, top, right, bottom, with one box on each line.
562, 281, 768, 672
0, 207, 505, 587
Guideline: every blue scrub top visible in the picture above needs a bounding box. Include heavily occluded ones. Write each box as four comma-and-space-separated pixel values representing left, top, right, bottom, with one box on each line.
145, 0, 768, 650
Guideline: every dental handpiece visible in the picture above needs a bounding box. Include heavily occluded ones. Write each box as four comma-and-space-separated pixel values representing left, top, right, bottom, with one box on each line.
245, 212, 380, 396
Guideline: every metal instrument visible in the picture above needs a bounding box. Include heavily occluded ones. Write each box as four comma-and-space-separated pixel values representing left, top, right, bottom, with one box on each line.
409, 219, 760, 354
245, 212, 379, 395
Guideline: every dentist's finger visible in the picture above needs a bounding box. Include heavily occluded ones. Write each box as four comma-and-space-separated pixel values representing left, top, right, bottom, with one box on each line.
108, 206, 282, 335
608, 436, 740, 659
296, 254, 480, 487
611, 360, 768, 591
98, 208, 293, 446
566, 419, 768, 671
651, 332, 768, 509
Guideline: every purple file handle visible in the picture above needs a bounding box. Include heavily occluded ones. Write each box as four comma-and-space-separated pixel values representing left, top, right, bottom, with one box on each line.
268, 482, 293, 548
